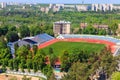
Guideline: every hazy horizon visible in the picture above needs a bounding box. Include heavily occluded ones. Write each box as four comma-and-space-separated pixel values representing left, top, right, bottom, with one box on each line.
0, 0, 120, 4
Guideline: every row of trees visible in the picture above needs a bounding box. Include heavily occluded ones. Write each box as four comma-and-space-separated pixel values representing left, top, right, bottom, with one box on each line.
76, 23, 118, 35
0, 8, 119, 43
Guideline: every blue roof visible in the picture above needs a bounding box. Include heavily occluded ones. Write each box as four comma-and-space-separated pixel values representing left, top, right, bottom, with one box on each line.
7, 33, 54, 54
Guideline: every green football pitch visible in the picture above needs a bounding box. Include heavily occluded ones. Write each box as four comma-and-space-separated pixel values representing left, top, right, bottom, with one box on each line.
41, 41, 105, 56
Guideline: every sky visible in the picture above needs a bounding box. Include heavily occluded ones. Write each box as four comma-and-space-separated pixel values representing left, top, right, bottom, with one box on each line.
0, 0, 120, 4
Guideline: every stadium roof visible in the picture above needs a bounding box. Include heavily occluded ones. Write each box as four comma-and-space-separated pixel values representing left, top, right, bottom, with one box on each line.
8, 33, 54, 54
54, 20, 71, 24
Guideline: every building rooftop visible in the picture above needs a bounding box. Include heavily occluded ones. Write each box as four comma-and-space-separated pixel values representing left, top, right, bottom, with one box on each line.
54, 20, 71, 24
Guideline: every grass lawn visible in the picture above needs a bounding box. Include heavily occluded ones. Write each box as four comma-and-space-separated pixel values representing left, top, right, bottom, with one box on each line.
41, 41, 105, 56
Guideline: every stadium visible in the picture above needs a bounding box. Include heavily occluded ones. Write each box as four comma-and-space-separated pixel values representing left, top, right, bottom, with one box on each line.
8, 33, 120, 56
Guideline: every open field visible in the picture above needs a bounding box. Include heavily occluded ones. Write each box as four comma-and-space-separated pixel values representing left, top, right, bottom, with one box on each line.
41, 41, 105, 56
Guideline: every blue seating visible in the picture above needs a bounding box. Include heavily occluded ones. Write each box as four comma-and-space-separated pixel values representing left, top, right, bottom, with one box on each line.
32, 33, 54, 44
58, 34, 120, 44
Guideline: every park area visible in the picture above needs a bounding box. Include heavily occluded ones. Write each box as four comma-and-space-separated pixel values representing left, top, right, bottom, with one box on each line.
41, 41, 105, 56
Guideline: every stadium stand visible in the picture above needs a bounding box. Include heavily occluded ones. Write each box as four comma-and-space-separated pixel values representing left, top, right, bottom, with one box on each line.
57, 34, 120, 44
7, 33, 54, 54
31, 33, 54, 44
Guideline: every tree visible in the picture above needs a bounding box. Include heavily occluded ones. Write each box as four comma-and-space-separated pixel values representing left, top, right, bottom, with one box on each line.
19, 59, 26, 72
13, 58, 19, 71
61, 51, 70, 72
98, 29, 106, 35
8, 26, 16, 31
109, 23, 118, 35
0, 26, 8, 35
49, 47, 54, 54
32, 45, 38, 55
19, 25, 30, 38
82, 25, 96, 34
6, 31, 19, 42
14, 43, 19, 51
26, 59, 32, 72
32, 60, 38, 72
1, 59, 7, 72
48, 73, 56, 80
16, 46, 29, 59
62, 61, 89, 80
42, 65, 53, 79
8, 59, 14, 70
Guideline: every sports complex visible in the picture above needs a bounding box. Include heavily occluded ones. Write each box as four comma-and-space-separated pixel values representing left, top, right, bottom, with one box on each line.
8, 33, 120, 56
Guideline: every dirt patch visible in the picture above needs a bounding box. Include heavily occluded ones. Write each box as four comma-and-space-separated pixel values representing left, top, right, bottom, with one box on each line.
0, 73, 41, 80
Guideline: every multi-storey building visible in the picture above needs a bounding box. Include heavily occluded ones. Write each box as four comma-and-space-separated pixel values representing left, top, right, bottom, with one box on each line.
1, 2, 7, 8
40, 7, 49, 13
53, 21, 71, 36
76, 5, 88, 11
92, 4, 113, 11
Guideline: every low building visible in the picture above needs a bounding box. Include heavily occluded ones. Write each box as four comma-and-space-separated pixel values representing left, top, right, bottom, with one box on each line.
93, 24, 109, 31
40, 7, 49, 13
116, 24, 120, 36
53, 6, 60, 12
76, 5, 88, 11
80, 23, 88, 29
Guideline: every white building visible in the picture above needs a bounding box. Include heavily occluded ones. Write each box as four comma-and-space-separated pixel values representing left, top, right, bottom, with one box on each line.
40, 7, 49, 13
113, 5, 120, 10
76, 5, 88, 11
53, 6, 60, 12
92, 4, 99, 11
92, 4, 113, 12
1, 2, 7, 8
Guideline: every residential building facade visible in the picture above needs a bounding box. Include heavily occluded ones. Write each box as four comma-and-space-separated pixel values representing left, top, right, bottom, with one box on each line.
53, 21, 71, 36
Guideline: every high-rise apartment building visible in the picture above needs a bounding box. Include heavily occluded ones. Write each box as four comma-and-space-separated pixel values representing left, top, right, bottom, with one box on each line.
1, 2, 7, 8
92, 4, 113, 12
53, 21, 71, 36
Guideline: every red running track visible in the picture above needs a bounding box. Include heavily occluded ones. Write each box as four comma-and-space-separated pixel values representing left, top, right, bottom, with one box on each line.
38, 38, 117, 54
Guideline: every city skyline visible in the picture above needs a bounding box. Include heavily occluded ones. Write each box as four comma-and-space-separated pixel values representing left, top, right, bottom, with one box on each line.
0, 0, 120, 4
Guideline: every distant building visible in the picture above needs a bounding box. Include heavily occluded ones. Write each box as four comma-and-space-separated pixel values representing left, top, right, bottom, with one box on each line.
49, 3, 53, 9
53, 6, 60, 12
76, 5, 88, 11
80, 23, 88, 29
55, 4, 64, 9
1, 2, 7, 8
93, 24, 109, 31
22, 6, 26, 9
92, 4, 113, 11
40, 7, 49, 13
53, 20, 71, 36
113, 5, 120, 10
116, 24, 120, 36
92, 4, 99, 11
